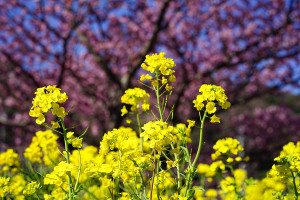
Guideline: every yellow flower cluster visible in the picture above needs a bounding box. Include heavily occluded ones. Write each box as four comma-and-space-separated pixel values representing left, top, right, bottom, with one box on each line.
173, 123, 192, 144
70, 146, 98, 183
0, 177, 10, 198
193, 187, 218, 200
29, 85, 68, 124
269, 141, 300, 182
86, 127, 152, 183
23, 181, 40, 195
140, 52, 176, 91
244, 173, 287, 200
121, 87, 150, 115
193, 84, 231, 123
9, 174, 27, 199
197, 161, 226, 182
148, 171, 176, 199
0, 175, 29, 199
82, 184, 113, 200
24, 130, 61, 166
219, 169, 247, 199
0, 149, 20, 173
44, 161, 74, 187
67, 131, 83, 149
41, 145, 99, 199
141, 121, 177, 155
99, 127, 140, 155
211, 138, 244, 162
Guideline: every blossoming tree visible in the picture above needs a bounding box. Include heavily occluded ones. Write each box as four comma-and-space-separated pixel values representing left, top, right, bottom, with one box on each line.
0, 0, 299, 149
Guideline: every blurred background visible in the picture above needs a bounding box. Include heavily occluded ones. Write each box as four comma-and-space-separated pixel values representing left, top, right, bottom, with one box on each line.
0, 0, 299, 177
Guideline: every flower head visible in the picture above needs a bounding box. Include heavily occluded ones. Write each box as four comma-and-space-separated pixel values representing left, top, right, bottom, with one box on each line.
193, 84, 230, 123
140, 52, 176, 89
121, 88, 150, 113
29, 85, 68, 124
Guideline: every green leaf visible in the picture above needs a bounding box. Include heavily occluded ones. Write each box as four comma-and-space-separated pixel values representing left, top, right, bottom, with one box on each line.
79, 127, 89, 138
194, 186, 205, 191
180, 146, 192, 165
187, 189, 195, 200
179, 172, 186, 179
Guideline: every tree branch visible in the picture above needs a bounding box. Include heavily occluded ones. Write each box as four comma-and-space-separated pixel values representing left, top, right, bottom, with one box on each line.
127, 0, 172, 88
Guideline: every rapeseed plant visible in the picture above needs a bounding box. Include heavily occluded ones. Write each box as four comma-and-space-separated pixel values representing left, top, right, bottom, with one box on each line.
0, 52, 298, 200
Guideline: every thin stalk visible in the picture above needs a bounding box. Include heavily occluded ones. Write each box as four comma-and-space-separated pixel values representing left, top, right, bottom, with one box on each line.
291, 170, 298, 199
171, 143, 182, 194
35, 193, 41, 200
82, 186, 100, 200
139, 169, 147, 196
26, 160, 39, 181
229, 165, 239, 198
116, 150, 122, 199
74, 150, 81, 191
184, 111, 207, 197
136, 111, 143, 151
155, 73, 163, 121
60, 118, 74, 200
149, 150, 156, 200
156, 161, 160, 200
192, 111, 207, 167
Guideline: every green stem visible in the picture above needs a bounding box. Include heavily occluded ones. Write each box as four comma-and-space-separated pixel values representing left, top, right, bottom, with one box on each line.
171, 143, 182, 194
26, 160, 39, 181
184, 111, 207, 197
136, 111, 143, 151
82, 186, 100, 200
60, 118, 74, 200
155, 72, 163, 121
192, 111, 207, 167
149, 150, 156, 200
35, 193, 41, 200
156, 161, 160, 200
229, 165, 239, 198
291, 170, 299, 200
74, 150, 81, 191
139, 169, 147, 196
116, 150, 122, 199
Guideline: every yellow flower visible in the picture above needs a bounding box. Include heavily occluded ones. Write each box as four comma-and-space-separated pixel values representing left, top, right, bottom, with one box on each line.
205, 189, 218, 198
23, 181, 40, 195
0, 177, 10, 198
141, 121, 176, 154
235, 156, 242, 162
162, 76, 168, 84
36, 113, 45, 124
29, 85, 68, 124
121, 88, 150, 113
212, 138, 244, 161
0, 149, 20, 173
151, 80, 158, 86
210, 114, 220, 123
121, 106, 128, 116
193, 84, 230, 116
169, 75, 176, 82
24, 130, 61, 166
72, 138, 83, 149
206, 102, 216, 114
51, 103, 67, 118
67, 132, 74, 139
165, 84, 173, 91
187, 120, 195, 128
140, 75, 146, 81
197, 163, 210, 174
51, 121, 60, 129
141, 52, 175, 76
